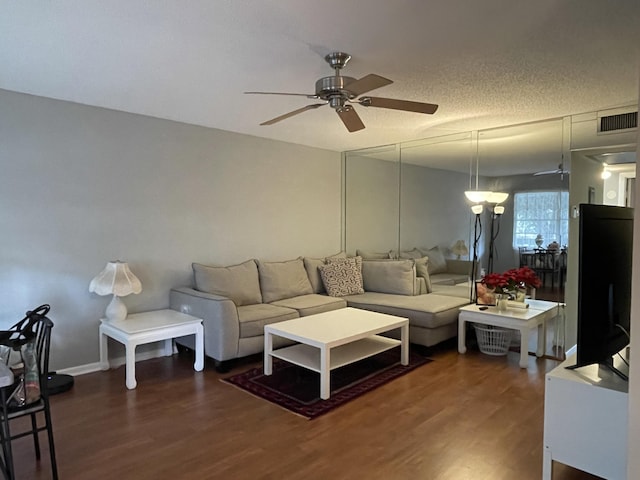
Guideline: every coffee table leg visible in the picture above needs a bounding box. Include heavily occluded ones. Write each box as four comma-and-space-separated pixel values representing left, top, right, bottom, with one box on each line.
400, 324, 409, 365
264, 331, 273, 375
320, 347, 330, 400
519, 328, 529, 368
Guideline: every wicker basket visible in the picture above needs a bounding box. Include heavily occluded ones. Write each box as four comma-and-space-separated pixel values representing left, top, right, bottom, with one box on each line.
473, 323, 513, 356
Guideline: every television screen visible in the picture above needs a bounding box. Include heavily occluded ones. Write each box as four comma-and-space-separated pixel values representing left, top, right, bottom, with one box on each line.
572, 204, 633, 378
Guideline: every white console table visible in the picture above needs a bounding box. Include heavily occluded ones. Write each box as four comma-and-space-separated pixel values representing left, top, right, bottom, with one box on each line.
543, 352, 628, 480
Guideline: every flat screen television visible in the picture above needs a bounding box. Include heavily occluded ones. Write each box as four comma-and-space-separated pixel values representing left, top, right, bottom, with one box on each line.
569, 203, 633, 380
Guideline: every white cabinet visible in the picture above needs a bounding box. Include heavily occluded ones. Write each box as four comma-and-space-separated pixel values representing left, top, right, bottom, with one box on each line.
543, 352, 628, 480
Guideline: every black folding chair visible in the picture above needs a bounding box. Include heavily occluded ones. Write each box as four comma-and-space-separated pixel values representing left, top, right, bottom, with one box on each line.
0, 306, 58, 480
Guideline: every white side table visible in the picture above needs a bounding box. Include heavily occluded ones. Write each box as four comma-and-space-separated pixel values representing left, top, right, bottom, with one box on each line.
99, 309, 204, 389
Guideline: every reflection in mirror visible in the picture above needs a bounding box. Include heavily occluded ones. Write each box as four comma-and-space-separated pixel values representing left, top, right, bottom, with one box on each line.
399, 133, 473, 253
344, 144, 400, 256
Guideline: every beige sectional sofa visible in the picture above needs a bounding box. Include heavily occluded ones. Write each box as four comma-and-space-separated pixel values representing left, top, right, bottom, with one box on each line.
169, 253, 472, 371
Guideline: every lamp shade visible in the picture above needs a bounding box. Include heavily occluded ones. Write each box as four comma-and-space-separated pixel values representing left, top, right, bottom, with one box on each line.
451, 240, 469, 258
486, 191, 509, 204
89, 261, 142, 297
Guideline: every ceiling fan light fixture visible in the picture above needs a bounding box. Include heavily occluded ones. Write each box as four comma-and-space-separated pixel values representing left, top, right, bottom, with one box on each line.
486, 192, 509, 204
464, 191, 492, 203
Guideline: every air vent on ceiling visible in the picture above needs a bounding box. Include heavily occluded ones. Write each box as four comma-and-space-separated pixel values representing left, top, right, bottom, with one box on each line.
598, 111, 637, 133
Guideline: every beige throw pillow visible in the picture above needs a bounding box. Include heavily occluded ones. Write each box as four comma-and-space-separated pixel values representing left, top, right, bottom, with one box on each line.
361, 259, 415, 295
414, 256, 433, 293
257, 257, 313, 303
193, 260, 262, 306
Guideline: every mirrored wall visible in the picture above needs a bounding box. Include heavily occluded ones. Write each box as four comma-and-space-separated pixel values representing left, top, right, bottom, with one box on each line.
343, 108, 637, 350
342, 118, 570, 263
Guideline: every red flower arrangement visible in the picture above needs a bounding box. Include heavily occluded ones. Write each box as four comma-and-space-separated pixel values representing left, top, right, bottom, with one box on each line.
481, 266, 542, 294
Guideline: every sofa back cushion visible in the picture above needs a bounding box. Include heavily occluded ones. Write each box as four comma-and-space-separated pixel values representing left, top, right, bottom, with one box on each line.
355, 249, 393, 260
303, 251, 347, 294
399, 248, 423, 260
257, 257, 314, 303
319, 256, 364, 297
419, 246, 447, 274
193, 260, 262, 306
361, 259, 416, 295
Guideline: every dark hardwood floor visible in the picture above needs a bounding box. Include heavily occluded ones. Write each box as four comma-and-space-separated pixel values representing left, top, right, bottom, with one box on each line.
11, 329, 602, 480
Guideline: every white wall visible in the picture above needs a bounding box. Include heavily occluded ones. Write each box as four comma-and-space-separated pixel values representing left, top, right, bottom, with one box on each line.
0, 89, 342, 371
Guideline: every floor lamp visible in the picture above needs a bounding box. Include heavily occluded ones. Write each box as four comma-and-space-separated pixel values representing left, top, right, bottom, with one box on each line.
469, 204, 483, 302
487, 205, 505, 273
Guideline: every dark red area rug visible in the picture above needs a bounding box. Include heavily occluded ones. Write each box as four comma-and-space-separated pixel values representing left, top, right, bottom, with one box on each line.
221, 347, 431, 419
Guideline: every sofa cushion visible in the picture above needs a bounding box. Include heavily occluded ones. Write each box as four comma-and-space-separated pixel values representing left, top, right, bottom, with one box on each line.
399, 248, 423, 260
342, 292, 469, 329
356, 249, 393, 260
431, 283, 471, 298
361, 259, 416, 295
193, 260, 262, 306
430, 272, 469, 286
257, 257, 313, 303
303, 252, 347, 294
419, 246, 447, 274
319, 257, 364, 297
303, 257, 326, 294
271, 294, 347, 317
414, 256, 433, 293
237, 303, 299, 338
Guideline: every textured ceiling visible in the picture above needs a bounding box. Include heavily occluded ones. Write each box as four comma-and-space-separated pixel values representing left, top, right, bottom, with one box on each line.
1, 1, 639, 174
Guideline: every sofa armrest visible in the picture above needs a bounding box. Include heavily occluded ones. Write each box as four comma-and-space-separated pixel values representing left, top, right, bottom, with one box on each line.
445, 259, 474, 275
169, 287, 240, 361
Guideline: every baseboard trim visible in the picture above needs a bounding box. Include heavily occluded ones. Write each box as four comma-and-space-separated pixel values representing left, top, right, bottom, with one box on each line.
55, 345, 174, 377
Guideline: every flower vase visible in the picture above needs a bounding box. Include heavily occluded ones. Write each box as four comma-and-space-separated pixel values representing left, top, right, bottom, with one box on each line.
515, 288, 527, 302
495, 293, 509, 312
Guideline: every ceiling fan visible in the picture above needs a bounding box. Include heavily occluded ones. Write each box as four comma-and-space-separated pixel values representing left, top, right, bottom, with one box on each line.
533, 162, 570, 179
245, 52, 438, 132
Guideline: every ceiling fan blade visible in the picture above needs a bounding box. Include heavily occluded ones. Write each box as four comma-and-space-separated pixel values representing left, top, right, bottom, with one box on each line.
336, 105, 365, 132
260, 103, 325, 126
359, 96, 438, 114
344, 74, 393, 97
245, 91, 318, 99
533, 164, 568, 176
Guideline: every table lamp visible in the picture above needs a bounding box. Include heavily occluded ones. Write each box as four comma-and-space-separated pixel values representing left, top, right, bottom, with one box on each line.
451, 240, 469, 260
89, 261, 142, 321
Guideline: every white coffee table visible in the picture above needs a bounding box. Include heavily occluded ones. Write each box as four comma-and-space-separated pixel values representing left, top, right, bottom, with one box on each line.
458, 299, 560, 368
264, 307, 409, 400
99, 309, 204, 389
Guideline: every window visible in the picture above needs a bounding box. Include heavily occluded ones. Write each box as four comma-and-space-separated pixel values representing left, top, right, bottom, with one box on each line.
513, 191, 569, 248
